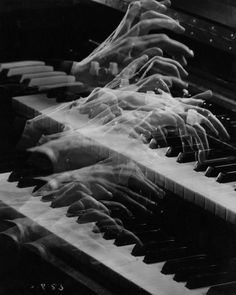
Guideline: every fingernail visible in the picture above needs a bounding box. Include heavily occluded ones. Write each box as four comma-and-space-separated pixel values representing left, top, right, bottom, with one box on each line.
160, 4, 167, 11
189, 50, 194, 57
205, 90, 213, 96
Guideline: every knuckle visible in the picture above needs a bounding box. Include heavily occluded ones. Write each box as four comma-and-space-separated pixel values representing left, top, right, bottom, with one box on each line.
159, 34, 169, 41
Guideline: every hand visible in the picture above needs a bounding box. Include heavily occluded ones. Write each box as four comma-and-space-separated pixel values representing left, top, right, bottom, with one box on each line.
32, 160, 164, 221
106, 55, 188, 92
29, 132, 107, 173
71, 0, 192, 87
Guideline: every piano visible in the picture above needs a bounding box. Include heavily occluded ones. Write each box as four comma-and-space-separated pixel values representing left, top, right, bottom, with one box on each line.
0, 1, 236, 294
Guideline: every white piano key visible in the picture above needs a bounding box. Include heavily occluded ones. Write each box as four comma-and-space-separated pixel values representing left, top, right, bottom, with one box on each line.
38, 81, 84, 91
20, 71, 66, 83
7, 65, 53, 77
29, 75, 75, 87
0, 60, 45, 71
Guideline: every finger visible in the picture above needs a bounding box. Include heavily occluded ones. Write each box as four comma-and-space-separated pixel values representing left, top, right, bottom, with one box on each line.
186, 125, 205, 151
100, 200, 134, 219
38, 180, 91, 199
137, 75, 170, 93
138, 57, 182, 78
127, 18, 185, 37
77, 209, 112, 224
51, 190, 91, 208
67, 197, 109, 217
114, 1, 141, 39
117, 54, 149, 80
136, 116, 156, 132
162, 76, 188, 89
83, 87, 102, 104
140, 0, 168, 13
140, 10, 173, 21
116, 34, 193, 59
160, 0, 171, 7
178, 97, 204, 106
193, 107, 230, 141
139, 34, 194, 57
193, 123, 209, 151
103, 112, 116, 124
116, 185, 160, 210
152, 126, 168, 146
196, 112, 219, 136
140, 47, 163, 58
128, 174, 165, 199
88, 103, 110, 118
192, 90, 212, 100
40, 182, 76, 202
89, 182, 113, 200
67, 200, 84, 216
175, 55, 188, 66
157, 56, 188, 77
81, 196, 109, 212
104, 183, 153, 217
154, 59, 181, 78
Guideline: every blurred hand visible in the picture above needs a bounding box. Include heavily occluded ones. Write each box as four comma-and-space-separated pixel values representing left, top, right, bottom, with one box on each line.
71, 0, 192, 88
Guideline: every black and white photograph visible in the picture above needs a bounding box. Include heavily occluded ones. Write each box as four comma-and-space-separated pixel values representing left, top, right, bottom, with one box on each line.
0, 0, 235, 294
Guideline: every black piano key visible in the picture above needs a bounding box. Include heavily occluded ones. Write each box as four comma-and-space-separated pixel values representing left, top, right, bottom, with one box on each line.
194, 156, 236, 172
112, 193, 154, 219
166, 136, 182, 147
217, 171, 236, 183
165, 146, 183, 157
207, 282, 236, 295
114, 229, 142, 247
103, 226, 123, 240
132, 239, 176, 257
0, 161, 15, 173
32, 182, 46, 193
144, 245, 188, 264
96, 218, 123, 232
186, 271, 236, 289
124, 221, 163, 232
17, 178, 47, 188
177, 151, 197, 163
174, 263, 223, 282
41, 191, 58, 202
131, 229, 169, 244
100, 200, 134, 221
205, 164, 236, 177
149, 138, 159, 149
8, 171, 22, 182
198, 149, 233, 162
11, 167, 50, 181
175, 257, 236, 283
161, 254, 208, 274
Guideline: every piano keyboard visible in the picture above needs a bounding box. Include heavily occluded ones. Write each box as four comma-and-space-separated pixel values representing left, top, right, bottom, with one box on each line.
0, 60, 90, 99
12, 93, 236, 226
1, 61, 236, 294
0, 173, 218, 295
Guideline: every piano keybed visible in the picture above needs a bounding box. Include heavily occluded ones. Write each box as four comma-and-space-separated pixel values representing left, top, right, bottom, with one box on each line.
1, 59, 236, 295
